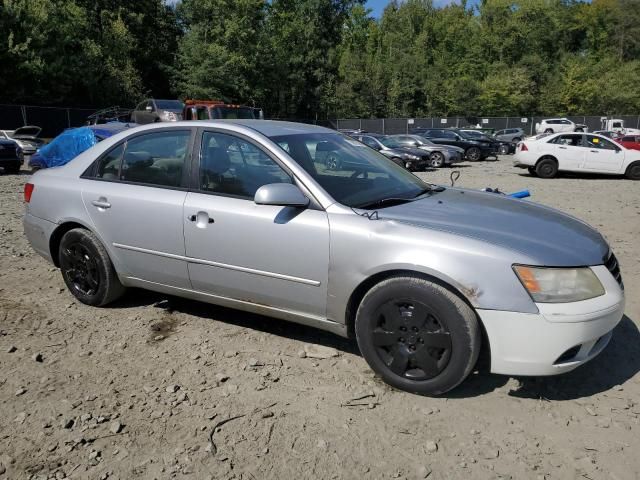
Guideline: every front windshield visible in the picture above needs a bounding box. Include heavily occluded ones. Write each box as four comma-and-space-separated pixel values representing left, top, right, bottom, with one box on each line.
269, 133, 431, 208
379, 136, 404, 149
414, 135, 436, 147
155, 100, 184, 110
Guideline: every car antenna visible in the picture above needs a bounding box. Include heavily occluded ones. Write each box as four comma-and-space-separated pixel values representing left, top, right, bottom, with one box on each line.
450, 171, 460, 187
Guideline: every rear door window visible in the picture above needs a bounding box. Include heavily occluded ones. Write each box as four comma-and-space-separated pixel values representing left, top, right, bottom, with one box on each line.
549, 134, 583, 147
120, 130, 191, 187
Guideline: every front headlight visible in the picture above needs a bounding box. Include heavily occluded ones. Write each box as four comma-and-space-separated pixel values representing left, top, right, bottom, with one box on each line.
513, 265, 605, 303
407, 154, 420, 160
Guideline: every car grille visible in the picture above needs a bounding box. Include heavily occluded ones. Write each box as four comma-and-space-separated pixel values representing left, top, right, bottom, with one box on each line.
605, 251, 623, 290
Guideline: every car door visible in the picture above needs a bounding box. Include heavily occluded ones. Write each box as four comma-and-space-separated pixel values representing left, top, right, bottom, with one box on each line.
182, 129, 330, 318
546, 134, 586, 171
80, 128, 195, 288
582, 135, 625, 173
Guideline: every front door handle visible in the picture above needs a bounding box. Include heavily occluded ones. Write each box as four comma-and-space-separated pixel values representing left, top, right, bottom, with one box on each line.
188, 212, 215, 226
558, 146, 567, 149
91, 199, 111, 209
590, 150, 599, 153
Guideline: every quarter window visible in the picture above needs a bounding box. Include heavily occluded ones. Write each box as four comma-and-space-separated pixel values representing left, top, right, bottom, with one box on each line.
120, 131, 190, 187
199, 132, 291, 199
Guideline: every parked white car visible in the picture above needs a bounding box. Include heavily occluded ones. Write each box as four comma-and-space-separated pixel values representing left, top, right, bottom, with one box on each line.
513, 132, 640, 179
535, 118, 587, 134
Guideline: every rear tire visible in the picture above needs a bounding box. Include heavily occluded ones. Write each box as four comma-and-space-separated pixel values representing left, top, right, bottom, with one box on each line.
544, 128, 554, 134
59, 228, 125, 306
625, 162, 640, 180
355, 275, 481, 395
498, 144, 509, 155
512, 137, 521, 143
535, 157, 558, 178
465, 147, 481, 162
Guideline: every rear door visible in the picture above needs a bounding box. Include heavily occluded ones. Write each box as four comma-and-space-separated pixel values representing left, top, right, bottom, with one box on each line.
583, 135, 625, 173
547, 134, 586, 171
80, 128, 195, 288
182, 129, 330, 318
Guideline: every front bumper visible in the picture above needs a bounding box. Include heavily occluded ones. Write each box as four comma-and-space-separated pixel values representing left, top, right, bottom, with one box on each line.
478, 265, 624, 376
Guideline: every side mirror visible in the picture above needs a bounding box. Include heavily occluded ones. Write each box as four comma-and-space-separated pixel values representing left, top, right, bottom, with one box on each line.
145, 105, 153, 112
254, 183, 309, 208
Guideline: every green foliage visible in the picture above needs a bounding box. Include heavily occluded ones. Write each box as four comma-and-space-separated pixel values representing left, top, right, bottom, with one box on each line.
0, 0, 639, 116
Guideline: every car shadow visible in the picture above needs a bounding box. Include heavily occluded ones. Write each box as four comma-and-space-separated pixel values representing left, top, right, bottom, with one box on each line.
110, 288, 358, 355
110, 290, 639, 399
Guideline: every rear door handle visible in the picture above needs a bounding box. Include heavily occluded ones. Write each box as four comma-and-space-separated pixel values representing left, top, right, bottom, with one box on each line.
590, 150, 599, 153
558, 146, 567, 149
91, 199, 111, 209
188, 212, 214, 225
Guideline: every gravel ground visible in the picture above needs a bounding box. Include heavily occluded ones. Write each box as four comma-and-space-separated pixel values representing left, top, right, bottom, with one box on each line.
0, 158, 639, 480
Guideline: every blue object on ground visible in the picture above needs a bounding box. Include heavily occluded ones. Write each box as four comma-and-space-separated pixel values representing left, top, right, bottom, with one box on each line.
508, 190, 530, 199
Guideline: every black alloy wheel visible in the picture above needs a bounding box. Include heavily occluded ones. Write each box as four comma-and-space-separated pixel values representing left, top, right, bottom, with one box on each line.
60, 242, 100, 297
59, 228, 125, 306
498, 144, 509, 155
371, 299, 452, 380
465, 147, 481, 161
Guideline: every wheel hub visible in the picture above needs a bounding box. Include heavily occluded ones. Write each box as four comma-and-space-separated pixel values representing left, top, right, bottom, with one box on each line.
371, 300, 452, 380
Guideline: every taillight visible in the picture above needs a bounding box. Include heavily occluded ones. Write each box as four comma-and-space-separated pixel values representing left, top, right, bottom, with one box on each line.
24, 183, 34, 203
520, 143, 528, 151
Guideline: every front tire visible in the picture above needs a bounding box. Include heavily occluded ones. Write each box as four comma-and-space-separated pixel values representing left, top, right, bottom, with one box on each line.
59, 228, 125, 306
536, 157, 558, 178
429, 152, 445, 168
355, 276, 481, 395
498, 144, 509, 155
626, 162, 640, 180
465, 147, 481, 162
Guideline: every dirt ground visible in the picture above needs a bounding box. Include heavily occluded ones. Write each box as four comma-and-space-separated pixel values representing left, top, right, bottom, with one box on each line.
1, 157, 639, 480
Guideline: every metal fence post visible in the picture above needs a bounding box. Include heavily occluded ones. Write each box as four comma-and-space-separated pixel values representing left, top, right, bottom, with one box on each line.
382, 118, 385, 135
21, 105, 27, 126
359, 119, 362, 131
66, 108, 71, 128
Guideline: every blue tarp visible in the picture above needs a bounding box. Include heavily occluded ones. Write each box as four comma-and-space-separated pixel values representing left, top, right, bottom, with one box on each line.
35, 127, 97, 168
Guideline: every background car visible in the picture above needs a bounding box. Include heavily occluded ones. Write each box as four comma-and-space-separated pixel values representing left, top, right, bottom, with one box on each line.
494, 128, 525, 143
594, 130, 623, 141
412, 128, 496, 161
535, 118, 587, 134
514, 132, 640, 179
0, 137, 23, 173
29, 122, 137, 171
459, 129, 514, 155
131, 99, 184, 124
0, 126, 44, 155
390, 134, 464, 167
619, 135, 640, 151
352, 134, 430, 170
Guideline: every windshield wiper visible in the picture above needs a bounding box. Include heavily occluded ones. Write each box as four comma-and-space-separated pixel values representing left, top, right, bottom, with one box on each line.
355, 197, 414, 209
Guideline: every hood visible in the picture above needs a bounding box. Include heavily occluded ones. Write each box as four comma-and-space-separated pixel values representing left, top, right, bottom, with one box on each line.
397, 146, 429, 157
13, 125, 41, 138
375, 188, 609, 267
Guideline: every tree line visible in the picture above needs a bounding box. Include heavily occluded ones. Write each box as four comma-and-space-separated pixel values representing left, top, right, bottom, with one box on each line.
1, 0, 639, 119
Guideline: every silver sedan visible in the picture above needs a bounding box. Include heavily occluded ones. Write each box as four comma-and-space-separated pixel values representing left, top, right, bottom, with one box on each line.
24, 121, 625, 395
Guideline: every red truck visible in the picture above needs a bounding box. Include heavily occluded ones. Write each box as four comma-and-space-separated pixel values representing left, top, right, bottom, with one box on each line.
182, 99, 263, 121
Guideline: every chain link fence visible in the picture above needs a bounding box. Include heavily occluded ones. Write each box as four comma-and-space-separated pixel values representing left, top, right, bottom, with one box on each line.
335, 116, 640, 135
0, 104, 99, 138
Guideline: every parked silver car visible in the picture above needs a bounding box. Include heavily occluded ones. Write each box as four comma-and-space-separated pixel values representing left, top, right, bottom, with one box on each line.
130, 99, 184, 124
24, 121, 625, 395
494, 128, 525, 144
